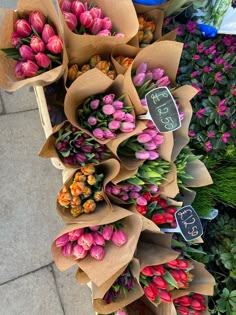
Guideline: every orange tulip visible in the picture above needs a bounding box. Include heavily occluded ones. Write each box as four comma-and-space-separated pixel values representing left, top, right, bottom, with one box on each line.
87, 174, 96, 186
71, 206, 83, 217
82, 186, 92, 198
94, 191, 104, 201
70, 182, 85, 196
71, 196, 81, 208
81, 165, 95, 175
83, 199, 96, 213
74, 172, 86, 182
58, 191, 72, 207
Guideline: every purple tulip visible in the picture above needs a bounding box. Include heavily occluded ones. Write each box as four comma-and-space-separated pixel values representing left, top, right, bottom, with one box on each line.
42, 24, 56, 43
125, 113, 135, 123
93, 128, 104, 140
152, 68, 165, 80
129, 191, 140, 199
157, 75, 170, 87
78, 233, 94, 250
63, 11, 78, 31
68, 228, 84, 241
120, 194, 129, 201
148, 151, 159, 160
90, 99, 100, 110
19, 45, 35, 61
87, 116, 97, 126
90, 18, 103, 35
101, 17, 112, 31
111, 186, 121, 195
29, 10, 46, 34
30, 36, 45, 53
61, 242, 73, 257
56, 233, 69, 247
92, 232, 105, 246
133, 73, 146, 86
71, 0, 85, 19
15, 61, 25, 80
108, 120, 120, 130
103, 94, 115, 104
80, 11, 94, 28
90, 7, 103, 19
112, 100, 123, 109
15, 19, 32, 37
63, 156, 75, 164
81, 145, 93, 153
102, 225, 113, 241
59, 0, 72, 12
11, 32, 21, 47
111, 230, 127, 247
75, 152, 87, 163
90, 245, 105, 260
35, 52, 51, 68
46, 35, 63, 54
136, 62, 148, 74
137, 133, 152, 144
135, 150, 150, 160
97, 30, 111, 36
102, 104, 115, 115
73, 244, 88, 259
120, 122, 135, 133
21, 60, 39, 77
113, 110, 126, 121
103, 129, 116, 139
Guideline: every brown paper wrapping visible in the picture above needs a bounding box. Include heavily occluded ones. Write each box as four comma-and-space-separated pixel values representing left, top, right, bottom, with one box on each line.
0, 0, 68, 92
184, 159, 213, 188
92, 259, 144, 314
56, 158, 120, 223
57, 0, 139, 61
52, 205, 143, 287
126, 295, 160, 315
75, 268, 91, 285
64, 69, 137, 145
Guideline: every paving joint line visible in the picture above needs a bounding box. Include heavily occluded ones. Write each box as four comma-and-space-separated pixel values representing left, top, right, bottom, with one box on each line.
0, 92, 6, 115
0, 108, 38, 116
0, 262, 53, 286
51, 264, 66, 315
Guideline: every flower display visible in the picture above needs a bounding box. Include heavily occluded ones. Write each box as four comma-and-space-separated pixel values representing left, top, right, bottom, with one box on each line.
1, 10, 63, 79
174, 293, 207, 315
114, 56, 134, 70
77, 93, 135, 140
59, 0, 124, 37
55, 222, 127, 261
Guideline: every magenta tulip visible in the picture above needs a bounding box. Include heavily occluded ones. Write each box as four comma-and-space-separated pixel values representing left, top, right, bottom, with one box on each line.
35, 53, 51, 68
15, 61, 25, 79
102, 225, 113, 241
46, 35, 63, 54
71, 0, 85, 19
61, 242, 73, 257
103, 129, 116, 139
55, 233, 69, 247
92, 232, 105, 246
42, 24, 56, 43
80, 11, 94, 28
90, 7, 103, 19
133, 73, 146, 86
87, 116, 97, 126
19, 45, 35, 61
29, 11, 46, 33
157, 75, 170, 87
97, 29, 111, 36
78, 233, 94, 250
11, 32, 21, 47
101, 17, 112, 31
93, 128, 104, 140
135, 150, 150, 160
108, 120, 120, 130
102, 104, 115, 115
136, 62, 148, 74
90, 245, 105, 260
113, 110, 126, 121
114, 33, 125, 38
137, 133, 152, 143
103, 93, 115, 104
152, 68, 165, 80
30, 36, 45, 53
73, 244, 88, 259
112, 100, 123, 109
90, 99, 100, 109
120, 121, 135, 132
111, 230, 127, 247
59, 0, 72, 12
68, 228, 84, 241
15, 19, 32, 37
63, 11, 78, 31
125, 113, 135, 123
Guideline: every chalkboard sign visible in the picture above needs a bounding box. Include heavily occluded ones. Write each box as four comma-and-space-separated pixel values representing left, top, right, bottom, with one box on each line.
175, 205, 203, 241
145, 87, 181, 133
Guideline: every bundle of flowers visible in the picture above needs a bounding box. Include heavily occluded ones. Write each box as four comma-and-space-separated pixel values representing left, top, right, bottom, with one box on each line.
173, 293, 207, 315
137, 14, 156, 47
114, 56, 134, 71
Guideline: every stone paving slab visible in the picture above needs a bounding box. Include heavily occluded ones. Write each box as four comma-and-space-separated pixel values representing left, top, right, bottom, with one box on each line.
0, 94, 4, 114
0, 1, 17, 8
0, 110, 64, 284
0, 266, 64, 315
53, 265, 95, 315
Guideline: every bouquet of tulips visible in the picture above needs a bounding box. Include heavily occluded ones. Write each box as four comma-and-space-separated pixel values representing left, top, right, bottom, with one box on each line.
173, 293, 207, 315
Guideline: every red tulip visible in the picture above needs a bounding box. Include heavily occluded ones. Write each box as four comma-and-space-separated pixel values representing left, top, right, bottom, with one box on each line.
136, 205, 147, 215
71, 0, 85, 19
30, 36, 45, 53
177, 259, 189, 270
169, 270, 180, 282
29, 10, 46, 33
158, 289, 172, 303
153, 276, 168, 289
176, 306, 189, 315
177, 296, 191, 306
63, 11, 78, 31
152, 213, 165, 225
165, 206, 177, 214
141, 266, 155, 277
15, 19, 32, 37
158, 199, 168, 208
165, 259, 179, 269
191, 293, 206, 303
35, 53, 51, 68
42, 24, 56, 43
144, 284, 158, 301
190, 299, 203, 311
163, 212, 174, 223
152, 264, 166, 276
46, 35, 63, 54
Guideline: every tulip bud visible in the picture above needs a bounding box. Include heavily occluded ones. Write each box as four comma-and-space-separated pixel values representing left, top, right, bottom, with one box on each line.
135, 150, 150, 160
144, 21, 155, 33
157, 75, 170, 87
114, 33, 125, 38
87, 116, 97, 126
73, 244, 88, 259
11, 32, 22, 47
19, 45, 35, 61
176, 306, 189, 315
177, 259, 189, 270
97, 30, 111, 36
80, 11, 94, 28
68, 64, 78, 81
138, 15, 145, 30
103, 129, 116, 139
30, 36, 45, 53
152, 213, 166, 225
63, 11, 78, 31
101, 17, 112, 31
29, 11, 46, 34
89, 225, 100, 231
90, 99, 100, 110
107, 70, 116, 80
163, 212, 174, 223
89, 7, 103, 19
144, 285, 158, 301
111, 230, 127, 247
120, 121, 135, 133
46, 35, 63, 54
61, 242, 73, 257
56, 233, 69, 247
15, 61, 25, 80
15, 19, 32, 37
191, 293, 206, 303
153, 276, 168, 289
21, 60, 39, 77
59, 0, 72, 12
190, 299, 202, 311
90, 18, 103, 35
152, 68, 165, 81
81, 165, 95, 175
121, 57, 133, 69
90, 245, 105, 260
71, 0, 85, 19
68, 228, 84, 241
133, 73, 146, 86
89, 54, 102, 67
177, 296, 191, 306
166, 259, 179, 269
152, 264, 166, 275
102, 225, 113, 240
92, 232, 105, 246
136, 62, 148, 75
42, 24, 56, 43
96, 61, 110, 72
159, 289, 172, 303
108, 120, 121, 130
93, 128, 105, 140
141, 266, 155, 276
78, 233, 94, 250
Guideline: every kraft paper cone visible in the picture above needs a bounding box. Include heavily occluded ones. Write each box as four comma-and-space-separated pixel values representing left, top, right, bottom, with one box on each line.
179, 189, 196, 206
155, 302, 176, 315
124, 41, 183, 116
126, 296, 160, 315
159, 163, 179, 199
64, 69, 136, 145
57, 0, 139, 61
92, 259, 144, 314
0, 0, 68, 92
184, 159, 213, 188
75, 268, 90, 285
56, 159, 120, 223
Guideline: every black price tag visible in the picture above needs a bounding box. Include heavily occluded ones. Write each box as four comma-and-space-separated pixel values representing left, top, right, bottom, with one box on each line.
145, 87, 181, 133
175, 205, 203, 241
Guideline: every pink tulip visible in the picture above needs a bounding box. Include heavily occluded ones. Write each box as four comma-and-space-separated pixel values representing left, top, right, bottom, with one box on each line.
102, 104, 115, 115
108, 120, 120, 130
120, 194, 129, 201
11, 32, 21, 47
68, 228, 84, 241
90, 7, 103, 19
149, 184, 158, 193
137, 133, 152, 143
97, 30, 111, 36
90, 99, 100, 110
144, 141, 157, 151
59, 0, 72, 12
111, 186, 121, 195
101, 17, 112, 31
56, 233, 69, 247
35, 52, 51, 68
102, 225, 113, 240
125, 113, 135, 123
136, 63, 147, 74
92, 232, 105, 246
116, 310, 126, 315
103, 94, 115, 104
63, 11, 78, 31
112, 100, 123, 109
111, 230, 127, 247
15, 19, 32, 37
114, 33, 125, 38
113, 110, 126, 121
30, 36, 45, 53
90, 245, 105, 260
140, 98, 147, 106
90, 18, 103, 34
87, 116, 97, 126
29, 11, 46, 34
152, 68, 165, 80
157, 75, 170, 87
78, 233, 94, 250
61, 242, 73, 257
42, 24, 56, 43
71, 0, 85, 19
135, 150, 150, 160
136, 196, 147, 206
103, 129, 116, 139
93, 128, 104, 140
73, 244, 88, 259
133, 73, 146, 86
148, 151, 159, 160
89, 225, 100, 231
120, 122, 135, 133
19, 45, 35, 61
129, 191, 140, 199
21, 59, 39, 77
46, 35, 63, 54
80, 11, 94, 28
15, 61, 25, 79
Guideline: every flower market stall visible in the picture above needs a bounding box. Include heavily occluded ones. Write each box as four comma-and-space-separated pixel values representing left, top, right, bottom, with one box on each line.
0, 0, 235, 314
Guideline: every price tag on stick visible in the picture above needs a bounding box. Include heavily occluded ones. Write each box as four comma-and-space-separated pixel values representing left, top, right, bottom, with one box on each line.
138, 87, 181, 133
160, 205, 203, 242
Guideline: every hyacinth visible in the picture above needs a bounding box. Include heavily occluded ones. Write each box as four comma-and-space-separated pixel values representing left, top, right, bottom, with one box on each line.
57, 164, 104, 217
174, 293, 207, 314
138, 14, 156, 48
102, 266, 135, 304
55, 222, 128, 261
77, 93, 135, 140
118, 120, 164, 161
140, 258, 194, 304
163, 19, 236, 161
59, 0, 124, 37
55, 123, 111, 166
1, 10, 63, 79
67, 54, 116, 85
